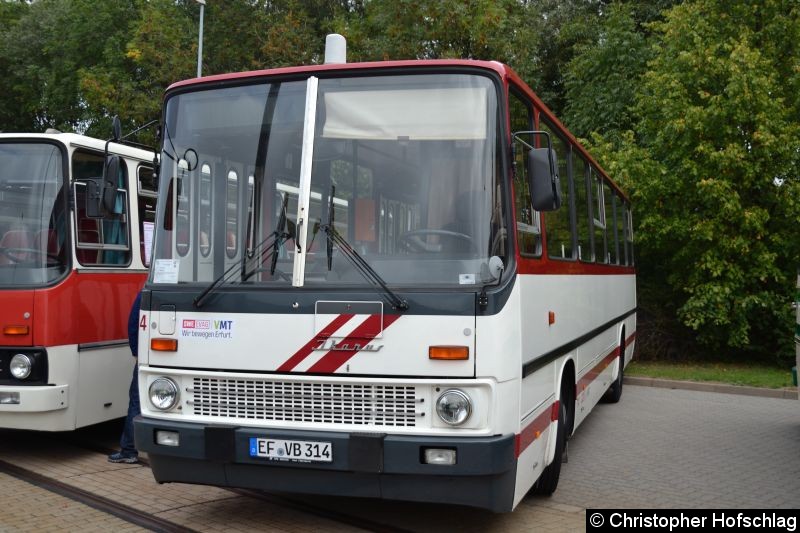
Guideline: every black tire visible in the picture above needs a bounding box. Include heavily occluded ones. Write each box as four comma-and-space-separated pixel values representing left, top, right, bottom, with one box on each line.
533, 395, 567, 496
603, 344, 625, 404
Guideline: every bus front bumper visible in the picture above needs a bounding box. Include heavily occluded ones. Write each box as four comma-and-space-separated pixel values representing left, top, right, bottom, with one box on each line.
0, 384, 68, 412
134, 416, 517, 512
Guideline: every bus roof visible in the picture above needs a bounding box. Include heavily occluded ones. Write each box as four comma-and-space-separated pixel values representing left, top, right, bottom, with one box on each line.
166, 59, 510, 92
0, 132, 154, 161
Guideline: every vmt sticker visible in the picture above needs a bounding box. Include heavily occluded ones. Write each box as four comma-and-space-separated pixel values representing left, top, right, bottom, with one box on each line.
181, 319, 234, 340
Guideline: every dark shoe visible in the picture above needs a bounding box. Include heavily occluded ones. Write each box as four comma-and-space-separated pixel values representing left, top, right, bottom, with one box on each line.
108, 451, 139, 464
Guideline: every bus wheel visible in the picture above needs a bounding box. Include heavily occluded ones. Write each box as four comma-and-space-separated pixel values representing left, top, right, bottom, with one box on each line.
603, 343, 624, 404
533, 394, 567, 496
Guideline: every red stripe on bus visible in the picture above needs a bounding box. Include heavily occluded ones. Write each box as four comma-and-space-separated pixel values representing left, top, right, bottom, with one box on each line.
515, 401, 558, 457
307, 314, 401, 374
276, 313, 355, 372
625, 332, 637, 347
577, 348, 619, 392
576, 331, 636, 393
516, 331, 636, 457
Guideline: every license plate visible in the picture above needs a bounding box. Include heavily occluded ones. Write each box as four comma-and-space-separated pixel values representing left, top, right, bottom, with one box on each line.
249, 437, 333, 463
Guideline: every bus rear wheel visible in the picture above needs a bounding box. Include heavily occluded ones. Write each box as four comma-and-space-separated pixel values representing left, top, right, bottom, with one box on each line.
532, 393, 567, 495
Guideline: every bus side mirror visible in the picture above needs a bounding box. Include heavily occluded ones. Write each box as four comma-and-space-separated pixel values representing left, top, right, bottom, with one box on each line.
101, 155, 122, 215
153, 154, 160, 192
528, 147, 562, 212
111, 115, 122, 142
85, 180, 103, 218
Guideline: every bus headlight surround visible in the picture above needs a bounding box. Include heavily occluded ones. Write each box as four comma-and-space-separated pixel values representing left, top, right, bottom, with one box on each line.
149, 377, 179, 411
9, 354, 32, 380
436, 389, 472, 426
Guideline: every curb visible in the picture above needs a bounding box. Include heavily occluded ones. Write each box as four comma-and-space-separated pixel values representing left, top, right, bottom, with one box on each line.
624, 376, 799, 401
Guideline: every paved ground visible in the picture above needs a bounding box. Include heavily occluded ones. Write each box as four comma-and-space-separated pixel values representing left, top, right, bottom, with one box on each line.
551, 384, 800, 509
1, 385, 798, 532
0, 471, 145, 533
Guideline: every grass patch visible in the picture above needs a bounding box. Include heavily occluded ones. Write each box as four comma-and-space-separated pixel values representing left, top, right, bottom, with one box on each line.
626, 360, 795, 389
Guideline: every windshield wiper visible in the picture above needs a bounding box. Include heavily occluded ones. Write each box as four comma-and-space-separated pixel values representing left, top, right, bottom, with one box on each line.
321, 187, 408, 311
193, 231, 284, 308
194, 185, 294, 309
326, 185, 335, 271
270, 192, 289, 276
194, 193, 294, 308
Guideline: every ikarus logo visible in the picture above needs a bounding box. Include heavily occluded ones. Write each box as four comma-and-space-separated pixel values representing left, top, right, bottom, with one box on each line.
181, 318, 235, 340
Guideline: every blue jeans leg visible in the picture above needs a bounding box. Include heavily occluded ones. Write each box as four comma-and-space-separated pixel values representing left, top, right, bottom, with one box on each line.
119, 362, 140, 456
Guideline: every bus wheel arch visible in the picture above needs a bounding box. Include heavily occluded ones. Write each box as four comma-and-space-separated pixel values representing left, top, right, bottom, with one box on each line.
561, 359, 576, 438
603, 326, 626, 404
533, 362, 574, 496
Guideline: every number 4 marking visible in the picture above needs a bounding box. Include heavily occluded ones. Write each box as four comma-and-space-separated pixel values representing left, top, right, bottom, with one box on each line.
140, 315, 147, 331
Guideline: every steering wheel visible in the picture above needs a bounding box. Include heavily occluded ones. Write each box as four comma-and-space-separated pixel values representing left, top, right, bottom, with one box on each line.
397, 229, 475, 254
0, 247, 61, 267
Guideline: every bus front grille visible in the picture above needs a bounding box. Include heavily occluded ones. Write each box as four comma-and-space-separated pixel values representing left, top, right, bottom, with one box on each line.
187, 378, 422, 427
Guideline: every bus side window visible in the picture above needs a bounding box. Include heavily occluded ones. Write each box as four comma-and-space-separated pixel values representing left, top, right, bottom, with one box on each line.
73, 149, 131, 266
137, 165, 156, 267
175, 167, 191, 257
573, 154, 592, 262
592, 169, 608, 264
226, 169, 239, 259
198, 163, 212, 258
607, 185, 619, 265
541, 120, 572, 260
625, 206, 634, 266
615, 194, 625, 265
509, 90, 540, 257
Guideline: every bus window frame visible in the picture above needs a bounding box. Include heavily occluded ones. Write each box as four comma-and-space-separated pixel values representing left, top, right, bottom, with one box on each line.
0, 138, 71, 289
538, 116, 575, 262
137, 163, 158, 267
72, 148, 133, 268
508, 85, 542, 259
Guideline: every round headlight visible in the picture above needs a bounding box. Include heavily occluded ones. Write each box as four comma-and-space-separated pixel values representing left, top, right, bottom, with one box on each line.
149, 377, 179, 411
10, 354, 32, 380
436, 389, 472, 426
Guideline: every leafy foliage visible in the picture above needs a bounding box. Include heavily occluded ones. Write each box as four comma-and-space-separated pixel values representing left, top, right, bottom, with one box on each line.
587, 1, 800, 362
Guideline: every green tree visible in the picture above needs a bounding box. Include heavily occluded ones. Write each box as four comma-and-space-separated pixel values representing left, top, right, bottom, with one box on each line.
0, 1, 36, 132
80, 0, 196, 140
79, 0, 349, 139
562, 3, 650, 140
603, 0, 800, 362
0, 0, 136, 133
341, 0, 537, 82
258, 0, 352, 68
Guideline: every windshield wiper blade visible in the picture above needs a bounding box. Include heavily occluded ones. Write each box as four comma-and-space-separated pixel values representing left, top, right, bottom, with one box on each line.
194, 193, 295, 308
320, 224, 408, 311
326, 185, 335, 271
270, 192, 289, 276
194, 230, 286, 308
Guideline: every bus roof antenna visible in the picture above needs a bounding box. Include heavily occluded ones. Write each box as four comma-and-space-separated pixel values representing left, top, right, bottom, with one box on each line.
324, 34, 346, 64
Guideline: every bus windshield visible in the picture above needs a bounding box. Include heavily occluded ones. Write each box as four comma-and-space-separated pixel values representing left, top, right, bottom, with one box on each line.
0, 142, 68, 285
153, 73, 506, 288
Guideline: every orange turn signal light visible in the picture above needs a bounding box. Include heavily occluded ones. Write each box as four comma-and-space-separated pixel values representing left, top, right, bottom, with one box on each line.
3, 325, 29, 336
429, 345, 469, 360
151, 338, 178, 352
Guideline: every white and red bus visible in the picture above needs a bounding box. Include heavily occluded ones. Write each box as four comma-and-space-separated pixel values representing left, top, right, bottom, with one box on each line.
135, 37, 636, 512
0, 132, 156, 431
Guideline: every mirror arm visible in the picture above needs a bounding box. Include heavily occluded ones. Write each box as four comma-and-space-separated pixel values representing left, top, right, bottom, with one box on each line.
120, 119, 158, 142
512, 130, 549, 151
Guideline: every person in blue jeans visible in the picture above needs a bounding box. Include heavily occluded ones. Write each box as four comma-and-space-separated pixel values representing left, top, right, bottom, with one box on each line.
108, 290, 142, 464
